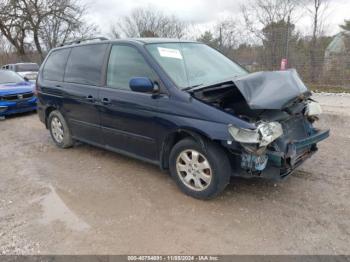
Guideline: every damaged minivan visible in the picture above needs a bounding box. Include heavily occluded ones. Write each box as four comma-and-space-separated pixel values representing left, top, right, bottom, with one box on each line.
37, 38, 330, 199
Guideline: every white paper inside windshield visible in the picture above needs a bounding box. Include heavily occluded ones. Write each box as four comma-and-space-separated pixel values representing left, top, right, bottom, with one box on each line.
158, 47, 183, 59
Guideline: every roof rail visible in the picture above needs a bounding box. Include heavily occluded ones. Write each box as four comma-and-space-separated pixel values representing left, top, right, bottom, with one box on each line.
60, 37, 109, 47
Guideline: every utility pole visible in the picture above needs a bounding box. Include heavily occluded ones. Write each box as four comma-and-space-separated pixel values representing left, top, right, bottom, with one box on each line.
281, 15, 291, 70
285, 15, 290, 65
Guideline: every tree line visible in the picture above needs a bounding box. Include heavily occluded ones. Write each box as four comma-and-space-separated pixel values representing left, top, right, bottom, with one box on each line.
1, 0, 349, 86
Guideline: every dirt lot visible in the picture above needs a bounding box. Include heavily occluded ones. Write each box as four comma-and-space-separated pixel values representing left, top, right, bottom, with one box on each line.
0, 93, 349, 255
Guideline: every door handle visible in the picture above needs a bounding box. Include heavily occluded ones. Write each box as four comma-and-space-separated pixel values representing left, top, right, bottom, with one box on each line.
101, 97, 111, 105
86, 95, 95, 102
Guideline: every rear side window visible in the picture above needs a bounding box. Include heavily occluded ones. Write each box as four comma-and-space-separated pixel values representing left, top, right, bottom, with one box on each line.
43, 48, 71, 81
107, 45, 157, 90
64, 44, 107, 86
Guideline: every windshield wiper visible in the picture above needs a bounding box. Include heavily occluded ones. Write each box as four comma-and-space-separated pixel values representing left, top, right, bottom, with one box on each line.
182, 83, 204, 91
182, 75, 242, 92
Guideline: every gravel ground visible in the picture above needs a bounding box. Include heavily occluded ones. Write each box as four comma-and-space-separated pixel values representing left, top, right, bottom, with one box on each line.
0, 93, 349, 255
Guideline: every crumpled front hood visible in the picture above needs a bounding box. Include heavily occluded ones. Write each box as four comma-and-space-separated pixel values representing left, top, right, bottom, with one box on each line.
232, 69, 309, 110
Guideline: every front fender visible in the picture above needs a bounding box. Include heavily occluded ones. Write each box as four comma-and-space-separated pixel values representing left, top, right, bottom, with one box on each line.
158, 120, 234, 170
165, 115, 232, 141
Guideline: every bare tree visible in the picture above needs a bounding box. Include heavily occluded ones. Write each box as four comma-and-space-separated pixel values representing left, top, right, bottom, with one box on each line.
39, 5, 99, 51
0, 0, 30, 59
109, 24, 121, 39
215, 18, 241, 52
241, 0, 302, 69
196, 18, 241, 57
306, 0, 330, 82
0, 0, 98, 60
0, 35, 12, 64
115, 7, 187, 38
242, 0, 301, 39
16, 0, 55, 59
0, 36, 9, 52
18, 0, 97, 58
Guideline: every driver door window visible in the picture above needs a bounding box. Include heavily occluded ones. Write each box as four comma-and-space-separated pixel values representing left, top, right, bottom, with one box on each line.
107, 45, 157, 90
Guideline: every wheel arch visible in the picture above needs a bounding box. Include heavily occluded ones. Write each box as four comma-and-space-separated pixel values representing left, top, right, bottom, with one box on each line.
160, 128, 215, 170
44, 106, 57, 128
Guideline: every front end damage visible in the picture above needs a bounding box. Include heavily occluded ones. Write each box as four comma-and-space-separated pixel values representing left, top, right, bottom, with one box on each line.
229, 115, 330, 180
191, 69, 330, 180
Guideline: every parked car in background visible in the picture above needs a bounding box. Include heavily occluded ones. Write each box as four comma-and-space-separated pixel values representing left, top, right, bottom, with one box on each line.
36, 38, 329, 199
0, 70, 37, 118
1, 63, 39, 82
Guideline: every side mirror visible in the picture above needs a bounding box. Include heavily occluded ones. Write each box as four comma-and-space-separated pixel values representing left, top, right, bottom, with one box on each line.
23, 76, 30, 82
129, 77, 154, 93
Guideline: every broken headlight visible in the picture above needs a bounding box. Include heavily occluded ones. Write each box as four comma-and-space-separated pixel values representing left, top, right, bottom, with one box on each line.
305, 100, 322, 122
258, 122, 284, 146
228, 122, 283, 147
306, 101, 322, 116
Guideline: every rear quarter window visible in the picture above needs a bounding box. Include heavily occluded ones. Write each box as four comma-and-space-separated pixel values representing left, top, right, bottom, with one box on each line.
43, 48, 71, 81
64, 44, 108, 86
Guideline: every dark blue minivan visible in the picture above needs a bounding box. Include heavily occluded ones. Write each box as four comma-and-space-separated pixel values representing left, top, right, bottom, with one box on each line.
37, 38, 329, 199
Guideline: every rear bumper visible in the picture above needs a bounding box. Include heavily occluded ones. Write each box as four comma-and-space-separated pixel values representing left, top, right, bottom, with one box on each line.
0, 97, 37, 116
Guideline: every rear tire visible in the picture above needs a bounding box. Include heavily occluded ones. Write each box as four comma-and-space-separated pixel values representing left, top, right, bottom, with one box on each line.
48, 110, 73, 148
169, 138, 231, 199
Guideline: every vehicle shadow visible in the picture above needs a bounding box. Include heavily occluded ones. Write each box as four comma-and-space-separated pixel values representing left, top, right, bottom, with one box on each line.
72, 141, 298, 202
1, 110, 37, 120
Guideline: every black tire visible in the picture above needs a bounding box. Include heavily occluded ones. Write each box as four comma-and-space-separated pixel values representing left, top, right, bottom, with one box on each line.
169, 138, 231, 199
48, 110, 74, 148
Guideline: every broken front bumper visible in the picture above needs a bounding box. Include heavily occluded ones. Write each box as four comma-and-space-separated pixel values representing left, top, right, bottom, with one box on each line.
264, 128, 330, 180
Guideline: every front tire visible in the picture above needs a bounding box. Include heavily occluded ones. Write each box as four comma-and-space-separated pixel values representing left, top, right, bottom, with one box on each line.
169, 138, 231, 199
48, 110, 74, 148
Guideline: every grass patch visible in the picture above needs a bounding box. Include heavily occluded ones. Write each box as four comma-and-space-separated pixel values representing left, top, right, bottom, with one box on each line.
307, 84, 350, 93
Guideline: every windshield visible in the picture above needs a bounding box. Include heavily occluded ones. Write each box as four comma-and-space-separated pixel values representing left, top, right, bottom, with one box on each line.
146, 42, 248, 89
15, 63, 39, 72
0, 70, 24, 84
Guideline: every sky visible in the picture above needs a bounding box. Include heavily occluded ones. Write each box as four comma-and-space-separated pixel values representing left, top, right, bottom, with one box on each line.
82, 0, 350, 37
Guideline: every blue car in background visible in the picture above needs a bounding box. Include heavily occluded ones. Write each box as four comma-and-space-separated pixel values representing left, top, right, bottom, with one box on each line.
0, 70, 37, 117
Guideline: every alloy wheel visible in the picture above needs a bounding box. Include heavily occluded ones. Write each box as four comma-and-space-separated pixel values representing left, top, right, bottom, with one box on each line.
51, 116, 64, 143
176, 149, 212, 191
